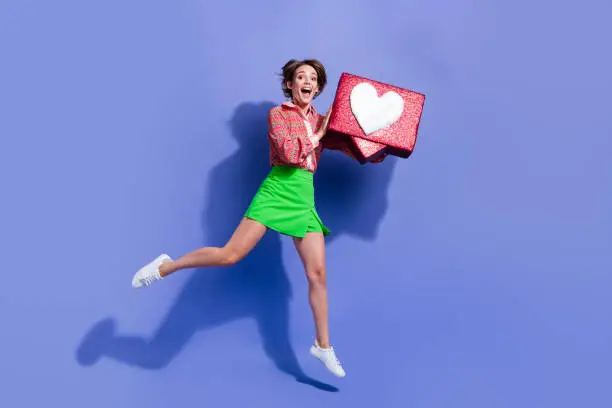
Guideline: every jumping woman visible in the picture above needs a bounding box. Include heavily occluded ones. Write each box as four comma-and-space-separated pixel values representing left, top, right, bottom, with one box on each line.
131, 59, 376, 378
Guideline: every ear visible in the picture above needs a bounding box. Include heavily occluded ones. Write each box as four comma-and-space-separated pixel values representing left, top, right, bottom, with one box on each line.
286, 80, 294, 90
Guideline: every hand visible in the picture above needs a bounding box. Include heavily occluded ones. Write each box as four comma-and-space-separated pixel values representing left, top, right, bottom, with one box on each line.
315, 107, 332, 139
371, 152, 388, 163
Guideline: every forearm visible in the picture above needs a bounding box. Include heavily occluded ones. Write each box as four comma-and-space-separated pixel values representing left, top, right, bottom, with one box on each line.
268, 108, 320, 164
273, 134, 317, 165
321, 136, 355, 159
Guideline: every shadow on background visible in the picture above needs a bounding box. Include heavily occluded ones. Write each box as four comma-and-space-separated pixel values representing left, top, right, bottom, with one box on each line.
76, 101, 398, 392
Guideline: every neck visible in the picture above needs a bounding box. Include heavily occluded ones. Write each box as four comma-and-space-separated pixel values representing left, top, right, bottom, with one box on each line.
292, 99, 310, 114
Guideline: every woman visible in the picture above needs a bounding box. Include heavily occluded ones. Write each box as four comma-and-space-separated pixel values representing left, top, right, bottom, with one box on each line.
132, 59, 360, 378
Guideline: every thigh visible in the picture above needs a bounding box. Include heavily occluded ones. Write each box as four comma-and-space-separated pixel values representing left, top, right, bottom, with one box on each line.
225, 217, 268, 259
293, 232, 326, 272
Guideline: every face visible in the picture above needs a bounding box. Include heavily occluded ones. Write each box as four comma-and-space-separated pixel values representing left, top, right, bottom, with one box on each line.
287, 64, 319, 108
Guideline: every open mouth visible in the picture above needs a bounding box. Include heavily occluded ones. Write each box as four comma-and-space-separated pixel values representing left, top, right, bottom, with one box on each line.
300, 87, 313, 97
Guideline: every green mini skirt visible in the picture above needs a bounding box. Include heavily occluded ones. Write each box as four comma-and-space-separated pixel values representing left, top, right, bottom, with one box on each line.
245, 165, 330, 238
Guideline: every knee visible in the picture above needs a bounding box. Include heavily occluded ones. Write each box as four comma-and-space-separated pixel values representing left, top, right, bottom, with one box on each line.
306, 266, 326, 287
220, 246, 243, 266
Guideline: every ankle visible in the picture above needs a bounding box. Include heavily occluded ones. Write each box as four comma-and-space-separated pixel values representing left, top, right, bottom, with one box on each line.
316, 338, 331, 349
159, 260, 173, 278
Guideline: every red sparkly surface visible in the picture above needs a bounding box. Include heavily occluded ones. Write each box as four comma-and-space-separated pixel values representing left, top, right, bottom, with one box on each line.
326, 72, 425, 163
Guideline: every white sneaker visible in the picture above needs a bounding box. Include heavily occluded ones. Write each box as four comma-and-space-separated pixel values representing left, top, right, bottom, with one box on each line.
131, 254, 172, 289
309, 341, 346, 377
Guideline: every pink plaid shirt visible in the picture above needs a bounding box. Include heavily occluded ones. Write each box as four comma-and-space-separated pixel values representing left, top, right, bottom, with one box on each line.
267, 101, 356, 172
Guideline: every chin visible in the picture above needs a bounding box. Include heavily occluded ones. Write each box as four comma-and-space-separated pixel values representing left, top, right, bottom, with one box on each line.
294, 93, 314, 106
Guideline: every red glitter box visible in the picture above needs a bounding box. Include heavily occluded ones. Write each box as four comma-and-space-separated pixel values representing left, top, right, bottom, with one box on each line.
325, 72, 426, 164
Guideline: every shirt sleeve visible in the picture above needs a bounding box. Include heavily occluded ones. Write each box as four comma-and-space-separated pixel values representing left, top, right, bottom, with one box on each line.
321, 136, 357, 160
322, 136, 389, 163
313, 112, 353, 159
267, 108, 316, 165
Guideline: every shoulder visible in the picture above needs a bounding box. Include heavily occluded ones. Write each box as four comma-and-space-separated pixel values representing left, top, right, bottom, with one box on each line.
267, 104, 294, 133
270, 101, 297, 113
309, 103, 325, 120
315, 111, 325, 123
268, 103, 290, 120
268, 104, 286, 125
268, 103, 282, 113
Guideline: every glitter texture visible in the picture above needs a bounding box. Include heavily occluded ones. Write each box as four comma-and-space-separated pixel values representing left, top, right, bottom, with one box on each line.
325, 72, 426, 164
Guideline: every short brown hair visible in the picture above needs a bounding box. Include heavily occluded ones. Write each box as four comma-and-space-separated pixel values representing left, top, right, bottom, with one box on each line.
280, 59, 327, 99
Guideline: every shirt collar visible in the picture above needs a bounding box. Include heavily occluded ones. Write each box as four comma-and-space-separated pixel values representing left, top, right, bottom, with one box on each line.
282, 100, 318, 117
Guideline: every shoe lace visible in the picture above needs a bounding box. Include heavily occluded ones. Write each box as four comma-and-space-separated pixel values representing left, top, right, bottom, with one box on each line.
141, 275, 156, 286
330, 347, 342, 366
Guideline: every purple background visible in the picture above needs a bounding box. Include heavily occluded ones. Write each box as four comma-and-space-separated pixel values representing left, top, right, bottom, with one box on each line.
1, 0, 610, 406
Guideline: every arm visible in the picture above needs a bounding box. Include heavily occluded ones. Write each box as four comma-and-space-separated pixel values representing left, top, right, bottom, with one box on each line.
324, 138, 388, 163
316, 107, 355, 158
321, 136, 357, 160
370, 152, 388, 163
317, 108, 387, 163
267, 108, 317, 165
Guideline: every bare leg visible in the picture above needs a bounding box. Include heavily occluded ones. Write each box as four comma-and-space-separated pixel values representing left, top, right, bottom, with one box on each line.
293, 232, 330, 348
293, 232, 345, 377
160, 217, 267, 277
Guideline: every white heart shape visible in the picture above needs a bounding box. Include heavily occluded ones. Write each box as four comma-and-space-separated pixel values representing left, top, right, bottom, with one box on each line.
350, 82, 404, 135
